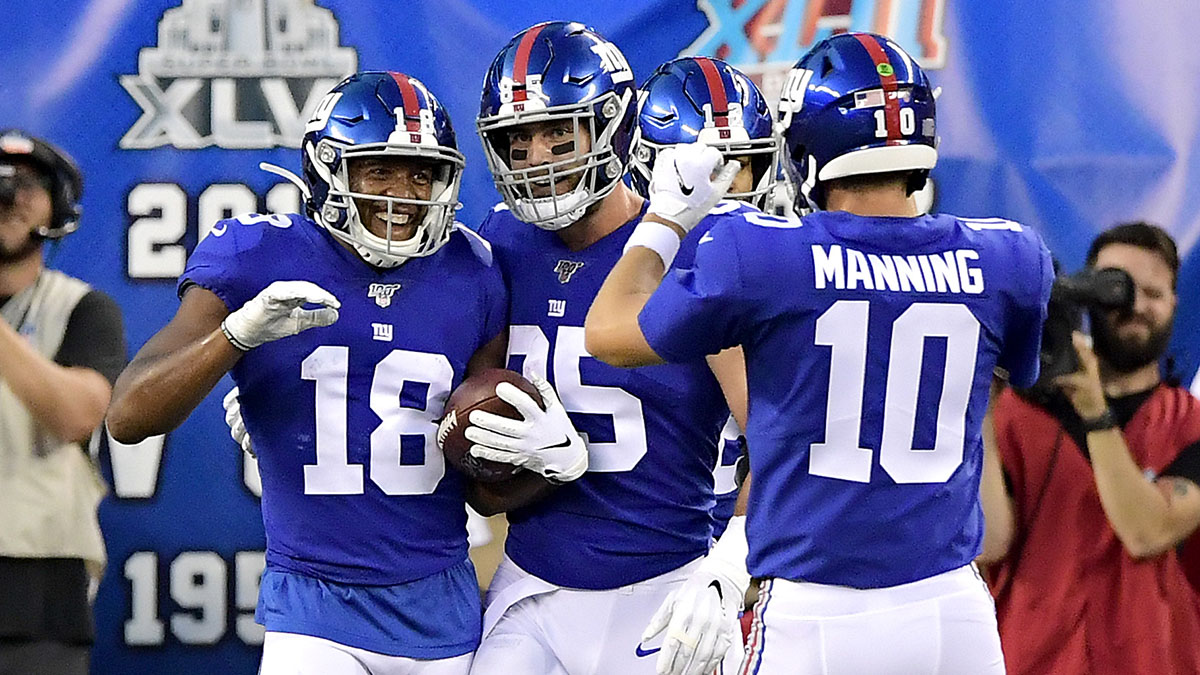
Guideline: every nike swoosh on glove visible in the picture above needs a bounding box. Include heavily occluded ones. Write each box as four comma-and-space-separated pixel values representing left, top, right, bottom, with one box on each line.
222, 387, 254, 458
221, 280, 340, 351
647, 142, 740, 234
464, 376, 588, 483
642, 516, 751, 675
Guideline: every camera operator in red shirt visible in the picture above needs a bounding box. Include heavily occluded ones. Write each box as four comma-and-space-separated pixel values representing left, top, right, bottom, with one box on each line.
980, 221, 1200, 674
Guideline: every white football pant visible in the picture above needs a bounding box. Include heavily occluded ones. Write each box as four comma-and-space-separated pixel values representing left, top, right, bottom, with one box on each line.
259, 631, 473, 675
738, 564, 1004, 675
472, 555, 746, 675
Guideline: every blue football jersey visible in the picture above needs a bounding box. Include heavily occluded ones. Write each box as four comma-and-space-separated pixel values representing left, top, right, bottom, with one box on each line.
478, 203, 737, 589
180, 213, 507, 586
640, 209, 1053, 588
711, 416, 743, 540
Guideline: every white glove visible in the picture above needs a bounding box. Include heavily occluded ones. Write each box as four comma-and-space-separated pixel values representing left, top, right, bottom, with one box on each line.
647, 142, 740, 233
643, 516, 751, 675
222, 387, 254, 458
464, 376, 588, 483
221, 280, 340, 351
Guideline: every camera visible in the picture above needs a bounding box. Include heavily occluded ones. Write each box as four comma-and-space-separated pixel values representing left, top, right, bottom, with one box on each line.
1035, 267, 1135, 383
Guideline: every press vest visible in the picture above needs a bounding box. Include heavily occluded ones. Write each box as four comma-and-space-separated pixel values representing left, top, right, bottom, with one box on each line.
0, 270, 107, 568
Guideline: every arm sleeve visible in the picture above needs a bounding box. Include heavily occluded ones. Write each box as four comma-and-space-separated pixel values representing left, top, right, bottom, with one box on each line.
999, 236, 1054, 388
54, 290, 127, 386
637, 221, 748, 363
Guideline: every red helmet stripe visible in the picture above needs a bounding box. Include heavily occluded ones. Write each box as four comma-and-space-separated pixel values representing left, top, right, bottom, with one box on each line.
389, 72, 423, 133
852, 34, 902, 144
695, 57, 730, 128
512, 24, 546, 103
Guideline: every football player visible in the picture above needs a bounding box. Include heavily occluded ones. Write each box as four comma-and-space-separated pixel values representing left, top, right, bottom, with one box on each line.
630, 56, 780, 213
464, 21, 754, 675
630, 56, 782, 541
105, 72, 556, 675
586, 32, 1053, 674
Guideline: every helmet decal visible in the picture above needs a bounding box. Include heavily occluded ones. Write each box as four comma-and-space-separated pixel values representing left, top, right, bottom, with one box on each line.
776, 32, 938, 212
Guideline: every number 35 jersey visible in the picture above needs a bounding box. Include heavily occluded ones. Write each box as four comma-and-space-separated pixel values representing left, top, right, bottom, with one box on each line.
641, 210, 1054, 589
180, 214, 507, 586
478, 204, 732, 590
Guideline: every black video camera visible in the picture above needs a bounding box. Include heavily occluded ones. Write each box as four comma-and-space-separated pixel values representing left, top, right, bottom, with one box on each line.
1035, 267, 1135, 384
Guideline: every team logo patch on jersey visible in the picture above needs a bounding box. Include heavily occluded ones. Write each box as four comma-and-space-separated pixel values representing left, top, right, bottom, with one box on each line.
371, 323, 393, 341
368, 283, 402, 307
554, 260, 585, 283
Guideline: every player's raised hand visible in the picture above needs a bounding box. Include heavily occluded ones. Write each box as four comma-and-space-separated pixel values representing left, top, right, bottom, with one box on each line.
465, 376, 588, 483
647, 142, 739, 234
642, 516, 751, 675
222, 387, 254, 458
221, 280, 340, 351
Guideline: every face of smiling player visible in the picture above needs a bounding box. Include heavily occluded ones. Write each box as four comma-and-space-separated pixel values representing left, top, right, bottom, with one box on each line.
347, 156, 437, 242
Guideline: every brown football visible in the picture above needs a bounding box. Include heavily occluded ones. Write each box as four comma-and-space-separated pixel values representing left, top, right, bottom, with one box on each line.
437, 368, 543, 482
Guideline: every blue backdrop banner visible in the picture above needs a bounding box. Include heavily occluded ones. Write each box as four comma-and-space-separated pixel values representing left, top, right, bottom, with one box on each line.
3, 1, 1199, 672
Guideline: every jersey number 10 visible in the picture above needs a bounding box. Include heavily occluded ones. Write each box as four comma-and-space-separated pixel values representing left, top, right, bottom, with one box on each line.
811, 300, 981, 484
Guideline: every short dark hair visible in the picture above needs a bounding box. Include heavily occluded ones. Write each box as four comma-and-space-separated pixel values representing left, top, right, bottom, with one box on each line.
1085, 221, 1179, 290
824, 170, 927, 198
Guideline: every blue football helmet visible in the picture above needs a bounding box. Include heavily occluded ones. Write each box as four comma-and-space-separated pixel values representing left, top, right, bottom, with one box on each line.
777, 32, 937, 211
630, 57, 780, 210
477, 21, 637, 230
300, 71, 464, 267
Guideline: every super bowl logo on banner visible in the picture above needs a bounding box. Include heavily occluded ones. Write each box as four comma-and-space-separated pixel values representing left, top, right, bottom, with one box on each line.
119, 0, 357, 149
120, 0, 359, 283
685, 0, 947, 100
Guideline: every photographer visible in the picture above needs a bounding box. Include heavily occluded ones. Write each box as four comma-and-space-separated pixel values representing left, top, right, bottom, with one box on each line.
0, 131, 125, 675
980, 222, 1200, 674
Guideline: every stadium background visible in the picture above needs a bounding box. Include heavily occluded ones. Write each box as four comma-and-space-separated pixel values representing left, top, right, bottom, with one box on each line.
3, 0, 1200, 671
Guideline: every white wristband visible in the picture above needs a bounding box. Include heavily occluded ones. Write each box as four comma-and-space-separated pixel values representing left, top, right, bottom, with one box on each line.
623, 221, 683, 270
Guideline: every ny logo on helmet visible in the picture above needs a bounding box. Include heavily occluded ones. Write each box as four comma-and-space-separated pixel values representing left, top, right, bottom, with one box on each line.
368, 283, 402, 307
590, 41, 634, 84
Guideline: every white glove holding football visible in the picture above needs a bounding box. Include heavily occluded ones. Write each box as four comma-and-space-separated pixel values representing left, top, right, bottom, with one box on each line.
465, 376, 588, 483
222, 387, 254, 458
647, 142, 740, 233
643, 516, 751, 675
221, 280, 340, 351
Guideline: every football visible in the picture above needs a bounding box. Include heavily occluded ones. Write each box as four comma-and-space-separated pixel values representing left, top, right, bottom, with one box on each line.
437, 368, 543, 482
